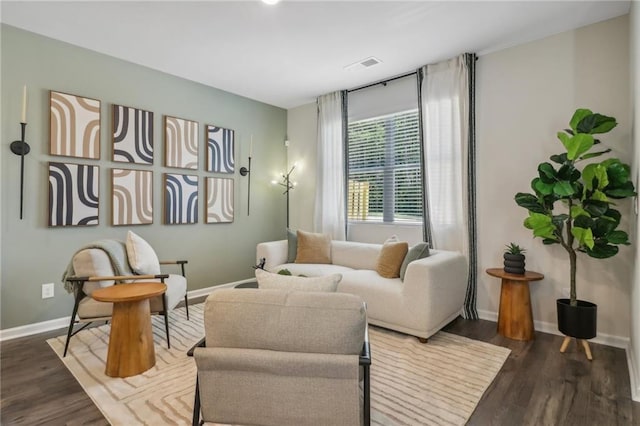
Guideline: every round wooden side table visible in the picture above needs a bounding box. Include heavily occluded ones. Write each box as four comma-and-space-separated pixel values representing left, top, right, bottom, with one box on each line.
92, 282, 167, 378
486, 268, 544, 341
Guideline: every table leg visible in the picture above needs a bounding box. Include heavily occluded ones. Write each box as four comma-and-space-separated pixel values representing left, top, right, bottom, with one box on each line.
105, 299, 156, 378
497, 279, 534, 341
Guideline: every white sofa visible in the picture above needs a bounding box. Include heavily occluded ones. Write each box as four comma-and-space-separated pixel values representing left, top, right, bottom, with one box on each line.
256, 240, 468, 340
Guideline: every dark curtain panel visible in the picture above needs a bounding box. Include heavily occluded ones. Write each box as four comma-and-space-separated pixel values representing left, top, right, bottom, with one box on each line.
462, 52, 478, 320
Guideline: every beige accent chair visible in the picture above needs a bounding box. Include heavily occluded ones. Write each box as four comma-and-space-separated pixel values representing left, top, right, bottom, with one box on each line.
191, 289, 371, 426
63, 247, 188, 357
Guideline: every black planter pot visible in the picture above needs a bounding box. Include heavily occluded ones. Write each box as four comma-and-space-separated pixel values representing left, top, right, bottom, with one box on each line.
503, 253, 525, 275
556, 298, 597, 339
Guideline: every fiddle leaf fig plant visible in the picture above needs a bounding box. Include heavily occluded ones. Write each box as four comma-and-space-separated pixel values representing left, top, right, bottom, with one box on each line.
515, 109, 636, 307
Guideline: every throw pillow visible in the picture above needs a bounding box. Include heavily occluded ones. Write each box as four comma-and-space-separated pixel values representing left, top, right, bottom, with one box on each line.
287, 228, 297, 263
255, 268, 341, 292
125, 231, 161, 275
376, 240, 409, 279
295, 230, 331, 264
399, 242, 431, 281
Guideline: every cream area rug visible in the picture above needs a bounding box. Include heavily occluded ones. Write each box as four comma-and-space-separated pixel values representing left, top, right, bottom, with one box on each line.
47, 303, 510, 425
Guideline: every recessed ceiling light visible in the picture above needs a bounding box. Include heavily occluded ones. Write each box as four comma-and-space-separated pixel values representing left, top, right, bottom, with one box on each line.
262, 0, 281, 5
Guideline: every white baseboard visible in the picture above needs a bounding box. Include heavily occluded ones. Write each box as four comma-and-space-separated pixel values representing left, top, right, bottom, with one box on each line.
0, 279, 255, 342
477, 309, 630, 349
0, 316, 72, 342
627, 344, 640, 402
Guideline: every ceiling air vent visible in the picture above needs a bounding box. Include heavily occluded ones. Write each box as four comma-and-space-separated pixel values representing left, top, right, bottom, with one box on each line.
344, 56, 382, 71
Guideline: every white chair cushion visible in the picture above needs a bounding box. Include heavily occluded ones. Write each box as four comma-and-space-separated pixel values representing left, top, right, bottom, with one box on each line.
149, 274, 187, 312
72, 249, 115, 296
126, 231, 161, 275
77, 296, 113, 319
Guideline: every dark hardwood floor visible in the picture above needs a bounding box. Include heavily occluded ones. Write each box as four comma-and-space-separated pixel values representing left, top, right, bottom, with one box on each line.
2, 315, 639, 425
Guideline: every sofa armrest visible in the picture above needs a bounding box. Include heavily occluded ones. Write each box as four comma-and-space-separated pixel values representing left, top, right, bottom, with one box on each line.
256, 240, 288, 271
403, 250, 468, 321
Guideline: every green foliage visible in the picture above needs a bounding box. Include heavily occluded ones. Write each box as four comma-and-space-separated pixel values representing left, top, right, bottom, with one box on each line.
277, 269, 307, 277
514, 109, 636, 305
505, 243, 526, 255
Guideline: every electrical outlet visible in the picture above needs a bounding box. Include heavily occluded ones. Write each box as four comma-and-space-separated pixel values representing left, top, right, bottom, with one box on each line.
42, 283, 54, 299
561, 287, 570, 298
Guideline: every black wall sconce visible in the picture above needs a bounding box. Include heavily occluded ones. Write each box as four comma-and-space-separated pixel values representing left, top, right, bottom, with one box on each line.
239, 136, 253, 215
11, 86, 30, 220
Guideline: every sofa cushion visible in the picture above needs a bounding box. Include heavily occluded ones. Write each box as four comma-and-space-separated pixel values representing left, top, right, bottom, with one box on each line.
256, 269, 341, 292
295, 230, 331, 264
331, 240, 381, 270
126, 231, 161, 275
376, 241, 408, 278
400, 242, 431, 280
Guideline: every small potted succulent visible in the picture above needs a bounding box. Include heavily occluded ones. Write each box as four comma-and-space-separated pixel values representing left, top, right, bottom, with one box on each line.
503, 243, 526, 275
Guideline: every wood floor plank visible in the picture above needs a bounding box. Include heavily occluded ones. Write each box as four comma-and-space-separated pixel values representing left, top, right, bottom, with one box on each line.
2, 316, 638, 425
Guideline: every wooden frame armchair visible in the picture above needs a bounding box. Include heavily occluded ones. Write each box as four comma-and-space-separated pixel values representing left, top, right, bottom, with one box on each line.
63, 252, 189, 357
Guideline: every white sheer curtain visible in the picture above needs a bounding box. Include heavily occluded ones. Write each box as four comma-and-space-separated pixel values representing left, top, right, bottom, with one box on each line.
421, 55, 470, 255
314, 91, 346, 240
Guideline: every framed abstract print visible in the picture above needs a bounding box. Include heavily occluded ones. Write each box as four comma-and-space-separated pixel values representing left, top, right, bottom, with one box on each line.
206, 177, 234, 223
50, 91, 100, 159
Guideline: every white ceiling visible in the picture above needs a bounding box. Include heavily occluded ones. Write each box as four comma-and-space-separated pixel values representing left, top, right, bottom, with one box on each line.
0, 1, 631, 109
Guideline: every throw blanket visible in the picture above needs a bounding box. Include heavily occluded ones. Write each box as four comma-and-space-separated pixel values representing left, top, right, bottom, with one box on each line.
61, 240, 133, 293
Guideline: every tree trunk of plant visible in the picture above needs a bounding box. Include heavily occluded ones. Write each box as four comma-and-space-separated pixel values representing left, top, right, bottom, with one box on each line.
565, 201, 578, 307
569, 250, 577, 306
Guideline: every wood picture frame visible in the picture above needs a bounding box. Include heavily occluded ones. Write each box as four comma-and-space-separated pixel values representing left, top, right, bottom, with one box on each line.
206, 124, 235, 173
48, 161, 99, 227
164, 173, 198, 224
112, 104, 154, 164
50, 91, 101, 159
206, 177, 234, 223
112, 168, 153, 226
164, 116, 198, 169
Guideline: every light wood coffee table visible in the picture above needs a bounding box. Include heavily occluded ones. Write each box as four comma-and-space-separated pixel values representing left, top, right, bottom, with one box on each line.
92, 282, 167, 378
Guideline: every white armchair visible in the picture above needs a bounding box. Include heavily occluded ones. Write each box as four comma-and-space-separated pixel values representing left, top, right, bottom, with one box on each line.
62, 235, 188, 357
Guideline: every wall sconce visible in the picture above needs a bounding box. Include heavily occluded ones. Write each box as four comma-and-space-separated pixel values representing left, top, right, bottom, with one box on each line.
239, 136, 253, 215
272, 164, 297, 228
11, 85, 30, 220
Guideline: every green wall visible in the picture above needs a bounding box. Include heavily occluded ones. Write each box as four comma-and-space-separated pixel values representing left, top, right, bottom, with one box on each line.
0, 24, 288, 329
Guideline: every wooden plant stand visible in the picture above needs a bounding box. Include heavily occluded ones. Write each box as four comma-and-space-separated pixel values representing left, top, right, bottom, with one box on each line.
486, 268, 544, 341
560, 336, 593, 361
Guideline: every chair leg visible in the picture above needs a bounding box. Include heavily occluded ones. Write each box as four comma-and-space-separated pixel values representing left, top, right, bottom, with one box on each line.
163, 293, 171, 349
63, 292, 83, 357
364, 364, 370, 426
184, 294, 190, 321
192, 375, 201, 426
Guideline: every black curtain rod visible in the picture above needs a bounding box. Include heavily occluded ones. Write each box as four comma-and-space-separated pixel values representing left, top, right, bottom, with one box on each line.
346, 53, 479, 94
347, 71, 417, 93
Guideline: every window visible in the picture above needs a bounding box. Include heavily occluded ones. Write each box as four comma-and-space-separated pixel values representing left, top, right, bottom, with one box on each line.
347, 109, 422, 223
346, 74, 422, 226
